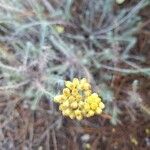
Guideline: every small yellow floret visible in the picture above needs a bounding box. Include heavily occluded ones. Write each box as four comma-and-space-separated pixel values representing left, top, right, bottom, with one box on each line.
69, 112, 75, 119
54, 95, 62, 103
87, 110, 94, 117
83, 83, 91, 90
116, 0, 125, 4
76, 115, 83, 120
72, 89, 78, 95
91, 93, 98, 98
84, 90, 92, 96
86, 96, 93, 104
61, 95, 67, 100
62, 100, 69, 107
80, 78, 87, 84
68, 96, 75, 101
96, 108, 102, 114
59, 104, 63, 111
65, 81, 73, 89
84, 103, 90, 111
75, 109, 81, 116
70, 101, 78, 109
62, 109, 71, 116
99, 102, 105, 109
78, 101, 84, 108
54, 25, 64, 33
72, 78, 79, 87
90, 102, 98, 110
75, 94, 82, 100
63, 88, 70, 97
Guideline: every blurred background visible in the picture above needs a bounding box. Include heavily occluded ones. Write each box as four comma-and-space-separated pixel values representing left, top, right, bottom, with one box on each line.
0, 0, 150, 149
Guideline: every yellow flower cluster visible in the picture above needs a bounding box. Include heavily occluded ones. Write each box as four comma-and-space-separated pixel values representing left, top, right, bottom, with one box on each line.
54, 78, 105, 120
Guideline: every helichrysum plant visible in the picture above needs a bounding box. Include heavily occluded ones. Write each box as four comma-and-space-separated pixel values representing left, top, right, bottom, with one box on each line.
54, 78, 105, 120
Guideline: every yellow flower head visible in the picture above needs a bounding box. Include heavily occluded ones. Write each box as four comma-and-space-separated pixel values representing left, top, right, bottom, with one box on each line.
54, 78, 105, 120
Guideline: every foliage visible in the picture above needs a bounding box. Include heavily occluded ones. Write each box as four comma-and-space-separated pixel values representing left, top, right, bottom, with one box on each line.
0, 0, 149, 124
